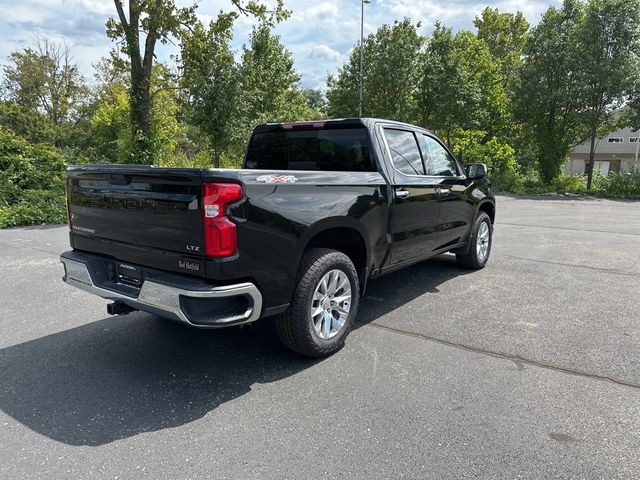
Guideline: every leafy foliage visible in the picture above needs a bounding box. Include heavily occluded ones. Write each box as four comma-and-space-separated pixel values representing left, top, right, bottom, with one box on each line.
0, 128, 67, 227
1, 39, 90, 149
449, 130, 519, 190
106, 0, 290, 163
515, 0, 587, 183
576, 0, 640, 188
327, 19, 424, 122
417, 25, 509, 146
180, 13, 239, 167
181, 20, 316, 168
237, 25, 315, 133
473, 7, 529, 92
594, 164, 640, 198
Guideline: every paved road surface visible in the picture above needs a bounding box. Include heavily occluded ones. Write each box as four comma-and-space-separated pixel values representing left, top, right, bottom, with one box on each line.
1, 195, 639, 479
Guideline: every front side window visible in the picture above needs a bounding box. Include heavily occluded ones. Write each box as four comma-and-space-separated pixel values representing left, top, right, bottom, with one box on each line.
383, 129, 425, 175
422, 136, 458, 177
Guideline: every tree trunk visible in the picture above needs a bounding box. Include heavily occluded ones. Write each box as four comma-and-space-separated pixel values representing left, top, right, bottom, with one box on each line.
114, 0, 155, 164
586, 124, 597, 190
130, 60, 153, 162
213, 150, 221, 169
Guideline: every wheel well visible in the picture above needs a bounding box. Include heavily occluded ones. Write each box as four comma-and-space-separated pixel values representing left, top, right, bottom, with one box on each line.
479, 202, 495, 224
305, 227, 368, 284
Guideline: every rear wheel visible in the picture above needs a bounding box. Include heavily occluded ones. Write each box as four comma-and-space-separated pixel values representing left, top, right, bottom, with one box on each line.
456, 212, 492, 269
276, 248, 359, 357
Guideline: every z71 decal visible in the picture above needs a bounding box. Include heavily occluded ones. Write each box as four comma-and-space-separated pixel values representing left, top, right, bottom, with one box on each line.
256, 174, 298, 184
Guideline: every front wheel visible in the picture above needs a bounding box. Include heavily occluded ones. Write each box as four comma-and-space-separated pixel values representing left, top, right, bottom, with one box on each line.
456, 212, 492, 269
276, 248, 359, 357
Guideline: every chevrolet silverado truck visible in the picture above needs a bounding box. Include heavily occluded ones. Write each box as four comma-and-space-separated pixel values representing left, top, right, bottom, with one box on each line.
60, 118, 495, 357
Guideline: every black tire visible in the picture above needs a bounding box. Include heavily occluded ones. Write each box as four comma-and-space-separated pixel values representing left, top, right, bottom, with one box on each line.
456, 212, 492, 269
276, 248, 360, 357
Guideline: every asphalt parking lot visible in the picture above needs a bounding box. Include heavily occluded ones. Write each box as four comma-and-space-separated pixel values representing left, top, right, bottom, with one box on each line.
1, 195, 639, 479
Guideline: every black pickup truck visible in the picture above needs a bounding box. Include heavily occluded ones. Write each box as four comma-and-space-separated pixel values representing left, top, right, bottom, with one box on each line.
61, 118, 495, 357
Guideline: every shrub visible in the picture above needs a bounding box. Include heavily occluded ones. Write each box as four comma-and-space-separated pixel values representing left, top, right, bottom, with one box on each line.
551, 174, 587, 193
0, 189, 67, 228
506, 171, 588, 195
593, 163, 640, 199
0, 128, 67, 228
449, 129, 521, 191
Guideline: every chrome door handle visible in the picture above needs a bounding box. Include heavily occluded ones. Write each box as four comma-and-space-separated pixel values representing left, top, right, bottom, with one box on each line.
438, 187, 450, 195
395, 188, 410, 199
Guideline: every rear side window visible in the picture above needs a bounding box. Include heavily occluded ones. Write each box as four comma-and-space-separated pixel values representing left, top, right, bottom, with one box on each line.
244, 127, 375, 172
383, 129, 425, 176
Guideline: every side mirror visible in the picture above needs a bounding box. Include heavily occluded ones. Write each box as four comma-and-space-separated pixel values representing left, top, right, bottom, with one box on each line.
466, 163, 487, 180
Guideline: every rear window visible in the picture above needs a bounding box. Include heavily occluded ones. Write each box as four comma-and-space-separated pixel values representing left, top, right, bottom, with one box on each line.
244, 127, 376, 172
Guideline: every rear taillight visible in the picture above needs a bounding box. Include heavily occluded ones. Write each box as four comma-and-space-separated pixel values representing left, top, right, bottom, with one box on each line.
202, 182, 243, 257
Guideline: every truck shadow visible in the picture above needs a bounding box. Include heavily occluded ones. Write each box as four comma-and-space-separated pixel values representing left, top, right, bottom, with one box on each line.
356, 254, 473, 326
0, 254, 468, 446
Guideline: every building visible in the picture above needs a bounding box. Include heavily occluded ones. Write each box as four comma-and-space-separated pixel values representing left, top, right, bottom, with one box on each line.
565, 126, 639, 176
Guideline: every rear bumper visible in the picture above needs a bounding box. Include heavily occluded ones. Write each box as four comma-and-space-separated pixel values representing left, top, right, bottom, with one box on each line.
60, 250, 262, 328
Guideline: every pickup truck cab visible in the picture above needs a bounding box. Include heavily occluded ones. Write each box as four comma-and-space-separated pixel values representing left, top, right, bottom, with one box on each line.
61, 118, 495, 357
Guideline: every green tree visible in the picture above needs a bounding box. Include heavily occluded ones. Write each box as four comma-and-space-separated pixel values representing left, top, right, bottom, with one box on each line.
107, 0, 197, 163
515, 0, 586, 183
417, 25, 508, 146
474, 7, 529, 90
301, 88, 327, 116
180, 13, 240, 168
235, 24, 313, 154
90, 58, 186, 165
0, 101, 56, 145
628, 82, 640, 137
327, 19, 424, 122
473, 7, 531, 169
577, 0, 640, 189
1, 38, 89, 146
107, 0, 288, 163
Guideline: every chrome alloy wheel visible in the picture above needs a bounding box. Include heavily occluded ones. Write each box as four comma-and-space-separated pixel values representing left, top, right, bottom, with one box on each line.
476, 221, 491, 262
310, 269, 352, 340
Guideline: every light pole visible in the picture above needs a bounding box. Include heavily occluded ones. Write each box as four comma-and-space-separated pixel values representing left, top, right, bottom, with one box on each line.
359, 0, 370, 117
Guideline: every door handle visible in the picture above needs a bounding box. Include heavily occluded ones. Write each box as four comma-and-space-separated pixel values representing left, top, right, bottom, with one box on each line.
438, 187, 451, 196
395, 188, 410, 199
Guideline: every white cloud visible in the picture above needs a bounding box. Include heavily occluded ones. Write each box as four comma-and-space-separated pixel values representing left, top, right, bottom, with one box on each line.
298, 2, 339, 22
307, 44, 343, 63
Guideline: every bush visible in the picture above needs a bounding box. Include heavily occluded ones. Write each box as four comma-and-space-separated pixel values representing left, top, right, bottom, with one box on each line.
0, 189, 67, 228
449, 129, 521, 191
551, 174, 587, 193
506, 171, 588, 195
0, 128, 67, 228
594, 164, 640, 199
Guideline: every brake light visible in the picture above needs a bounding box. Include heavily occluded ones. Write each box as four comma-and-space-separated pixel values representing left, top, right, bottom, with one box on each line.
202, 183, 243, 257
282, 122, 326, 130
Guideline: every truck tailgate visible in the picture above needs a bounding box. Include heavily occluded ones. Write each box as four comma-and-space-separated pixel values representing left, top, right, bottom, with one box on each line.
67, 166, 207, 275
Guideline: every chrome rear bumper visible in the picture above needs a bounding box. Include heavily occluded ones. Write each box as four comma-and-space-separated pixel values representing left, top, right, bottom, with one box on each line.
60, 251, 262, 328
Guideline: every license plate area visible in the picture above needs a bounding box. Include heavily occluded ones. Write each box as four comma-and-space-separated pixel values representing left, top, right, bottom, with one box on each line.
116, 262, 143, 287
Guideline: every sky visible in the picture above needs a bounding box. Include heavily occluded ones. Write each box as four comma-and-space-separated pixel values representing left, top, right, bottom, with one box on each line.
0, 0, 561, 90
